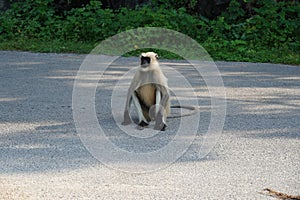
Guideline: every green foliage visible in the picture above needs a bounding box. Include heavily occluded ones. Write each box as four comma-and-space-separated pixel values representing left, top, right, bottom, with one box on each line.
0, 0, 57, 39
62, 1, 115, 41
244, 0, 299, 49
0, 0, 299, 64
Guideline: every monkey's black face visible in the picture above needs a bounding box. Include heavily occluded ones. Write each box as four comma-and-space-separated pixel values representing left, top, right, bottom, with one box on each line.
141, 56, 151, 67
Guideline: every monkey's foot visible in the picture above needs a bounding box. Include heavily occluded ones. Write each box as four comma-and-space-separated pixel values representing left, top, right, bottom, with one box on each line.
154, 123, 167, 131
136, 121, 149, 130
139, 121, 149, 127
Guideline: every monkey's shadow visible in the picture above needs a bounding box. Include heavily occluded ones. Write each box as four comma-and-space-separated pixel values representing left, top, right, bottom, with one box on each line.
97, 95, 207, 162
101, 102, 182, 154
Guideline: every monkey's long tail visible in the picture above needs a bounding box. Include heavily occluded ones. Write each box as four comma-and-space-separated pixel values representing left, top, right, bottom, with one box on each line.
168, 105, 199, 118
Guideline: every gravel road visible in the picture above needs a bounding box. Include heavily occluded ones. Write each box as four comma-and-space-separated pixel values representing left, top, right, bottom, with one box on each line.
0, 51, 299, 199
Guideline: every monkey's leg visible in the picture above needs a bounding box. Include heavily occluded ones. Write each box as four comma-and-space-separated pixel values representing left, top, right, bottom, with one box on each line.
154, 90, 167, 131
155, 89, 161, 116
132, 93, 149, 128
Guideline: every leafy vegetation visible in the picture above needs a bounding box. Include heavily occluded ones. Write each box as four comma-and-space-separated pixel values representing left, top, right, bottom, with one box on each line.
0, 0, 299, 64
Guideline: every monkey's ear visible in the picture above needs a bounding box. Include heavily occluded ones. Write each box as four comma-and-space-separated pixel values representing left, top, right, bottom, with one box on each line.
155, 54, 159, 60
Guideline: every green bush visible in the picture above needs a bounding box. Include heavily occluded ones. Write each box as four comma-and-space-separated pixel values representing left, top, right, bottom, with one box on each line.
62, 1, 115, 41
0, 0, 56, 39
0, 0, 299, 64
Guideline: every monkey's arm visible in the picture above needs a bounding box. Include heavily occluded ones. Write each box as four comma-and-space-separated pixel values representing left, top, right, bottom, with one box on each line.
122, 74, 139, 125
122, 93, 132, 125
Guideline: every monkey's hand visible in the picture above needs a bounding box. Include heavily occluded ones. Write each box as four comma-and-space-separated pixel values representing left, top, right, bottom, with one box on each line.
122, 110, 132, 125
154, 112, 167, 131
154, 122, 167, 131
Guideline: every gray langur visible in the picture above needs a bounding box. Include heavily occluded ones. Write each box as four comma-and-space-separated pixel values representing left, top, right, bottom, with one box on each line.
122, 52, 170, 131
122, 52, 198, 131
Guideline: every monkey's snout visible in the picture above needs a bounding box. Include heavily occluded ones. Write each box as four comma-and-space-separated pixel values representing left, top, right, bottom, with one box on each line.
141, 64, 148, 68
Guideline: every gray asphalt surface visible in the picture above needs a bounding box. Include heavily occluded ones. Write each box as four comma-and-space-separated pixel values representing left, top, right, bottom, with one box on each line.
0, 51, 299, 199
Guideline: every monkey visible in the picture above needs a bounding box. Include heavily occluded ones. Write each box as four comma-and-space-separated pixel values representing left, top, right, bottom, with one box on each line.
122, 52, 170, 131
122, 52, 199, 131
